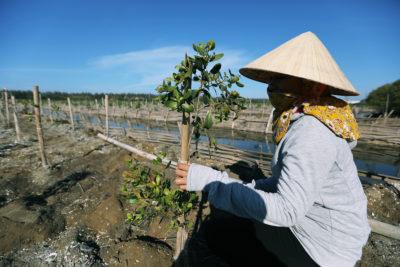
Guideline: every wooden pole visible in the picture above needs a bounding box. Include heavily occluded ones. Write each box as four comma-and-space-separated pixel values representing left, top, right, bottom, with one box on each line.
67, 97, 74, 130
47, 98, 54, 123
4, 90, 10, 126
105, 95, 109, 136
11, 96, 21, 142
97, 133, 176, 167
384, 94, 390, 124
174, 112, 191, 261
95, 99, 99, 116
39, 93, 43, 115
112, 102, 116, 118
165, 110, 169, 124
384, 93, 389, 117
180, 113, 190, 163
0, 93, 4, 123
369, 218, 400, 240
33, 86, 49, 168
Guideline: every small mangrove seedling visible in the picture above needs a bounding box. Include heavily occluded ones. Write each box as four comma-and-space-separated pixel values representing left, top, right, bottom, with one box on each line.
156, 40, 246, 159
155, 40, 246, 258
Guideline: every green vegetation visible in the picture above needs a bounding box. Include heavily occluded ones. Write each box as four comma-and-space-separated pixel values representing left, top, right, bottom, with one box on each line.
5, 90, 269, 110
364, 79, 400, 114
156, 40, 247, 151
7, 91, 157, 102
120, 153, 198, 229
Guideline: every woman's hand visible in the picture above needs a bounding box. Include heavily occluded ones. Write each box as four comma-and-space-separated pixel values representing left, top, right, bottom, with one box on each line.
175, 162, 190, 190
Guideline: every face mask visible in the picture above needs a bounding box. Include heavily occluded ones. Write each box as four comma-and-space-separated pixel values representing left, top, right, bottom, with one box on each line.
267, 90, 298, 110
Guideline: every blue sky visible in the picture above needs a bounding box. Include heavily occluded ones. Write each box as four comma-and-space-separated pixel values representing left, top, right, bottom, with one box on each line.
0, 0, 399, 99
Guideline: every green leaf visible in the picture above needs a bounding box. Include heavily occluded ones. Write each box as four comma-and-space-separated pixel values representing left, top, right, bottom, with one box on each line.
182, 103, 194, 113
163, 188, 170, 196
182, 90, 193, 101
128, 198, 138, 204
193, 43, 204, 54
192, 44, 200, 53
210, 63, 222, 74
207, 40, 215, 50
203, 111, 213, 129
156, 174, 161, 185
236, 81, 244, 88
231, 90, 240, 97
165, 100, 178, 110
211, 136, 218, 148
213, 53, 224, 61
202, 90, 211, 105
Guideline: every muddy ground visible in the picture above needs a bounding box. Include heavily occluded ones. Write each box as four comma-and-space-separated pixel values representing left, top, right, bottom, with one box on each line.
0, 116, 399, 266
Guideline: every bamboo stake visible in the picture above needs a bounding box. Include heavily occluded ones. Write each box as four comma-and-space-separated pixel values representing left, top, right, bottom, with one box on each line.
174, 112, 191, 261
384, 93, 389, 118
39, 93, 43, 115
231, 112, 236, 129
105, 95, 109, 136
369, 218, 400, 240
0, 94, 4, 123
112, 102, 116, 118
4, 90, 10, 126
95, 99, 99, 117
67, 97, 74, 130
97, 133, 176, 167
11, 96, 21, 142
165, 110, 169, 124
175, 227, 188, 260
47, 98, 54, 123
33, 86, 49, 168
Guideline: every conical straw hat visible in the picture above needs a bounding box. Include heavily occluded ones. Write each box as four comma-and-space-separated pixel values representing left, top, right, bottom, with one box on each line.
239, 31, 359, 96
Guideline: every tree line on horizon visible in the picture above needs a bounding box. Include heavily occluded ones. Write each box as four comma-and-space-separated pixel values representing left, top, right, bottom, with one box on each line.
6, 91, 158, 102
3, 90, 268, 105
3, 78, 399, 113
363, 79, 400, 115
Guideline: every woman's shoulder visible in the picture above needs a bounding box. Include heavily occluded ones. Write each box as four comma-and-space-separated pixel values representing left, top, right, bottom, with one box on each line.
284, 114, 339, 148
290, 114, 334, 136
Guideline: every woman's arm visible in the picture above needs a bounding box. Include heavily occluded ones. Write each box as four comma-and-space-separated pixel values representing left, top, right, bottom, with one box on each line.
178, 116, 337, 227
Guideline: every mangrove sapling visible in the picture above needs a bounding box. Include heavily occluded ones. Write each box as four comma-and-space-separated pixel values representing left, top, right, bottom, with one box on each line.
155, 40, 246, 258
120, 153, 198, 229
156, 40, 246, 158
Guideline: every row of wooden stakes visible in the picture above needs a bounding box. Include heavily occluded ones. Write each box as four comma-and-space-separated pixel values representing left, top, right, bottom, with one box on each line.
0, 86, 117, 169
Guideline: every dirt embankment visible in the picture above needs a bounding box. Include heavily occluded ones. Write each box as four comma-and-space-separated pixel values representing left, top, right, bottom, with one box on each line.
0, 116, 399, 266
0, 117, 174, 266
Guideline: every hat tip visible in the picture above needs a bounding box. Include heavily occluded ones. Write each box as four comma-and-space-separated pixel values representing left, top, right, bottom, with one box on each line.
303, 31, 316, 36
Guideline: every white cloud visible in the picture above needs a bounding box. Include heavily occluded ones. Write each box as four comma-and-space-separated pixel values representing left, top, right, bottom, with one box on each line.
90, 46, 189, 69
89, 45, 250, 89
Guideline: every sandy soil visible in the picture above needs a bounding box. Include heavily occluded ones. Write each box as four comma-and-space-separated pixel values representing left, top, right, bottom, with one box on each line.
0, 115, 399, 266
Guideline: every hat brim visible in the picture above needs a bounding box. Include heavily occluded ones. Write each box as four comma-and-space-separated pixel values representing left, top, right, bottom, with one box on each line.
239, 67, 360, 96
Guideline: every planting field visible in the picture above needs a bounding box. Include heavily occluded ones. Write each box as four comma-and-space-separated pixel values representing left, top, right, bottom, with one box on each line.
0, 96, 399, 266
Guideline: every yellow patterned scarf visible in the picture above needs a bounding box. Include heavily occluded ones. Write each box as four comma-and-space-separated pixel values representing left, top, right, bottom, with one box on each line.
270, 93, 360, 144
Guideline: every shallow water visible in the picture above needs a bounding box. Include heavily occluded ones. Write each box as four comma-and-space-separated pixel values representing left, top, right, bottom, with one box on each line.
74, 114, 400, 178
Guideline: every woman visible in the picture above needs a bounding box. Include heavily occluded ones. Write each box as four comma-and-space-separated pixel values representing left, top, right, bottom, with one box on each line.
175, 32, 370, 267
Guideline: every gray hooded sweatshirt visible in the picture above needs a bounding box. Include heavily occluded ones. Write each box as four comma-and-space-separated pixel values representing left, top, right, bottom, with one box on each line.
186, 114, 370, 267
